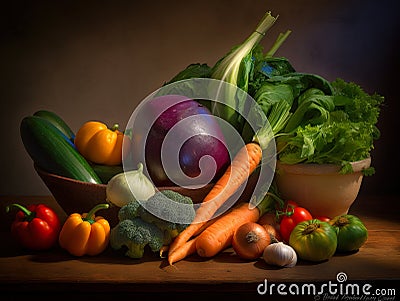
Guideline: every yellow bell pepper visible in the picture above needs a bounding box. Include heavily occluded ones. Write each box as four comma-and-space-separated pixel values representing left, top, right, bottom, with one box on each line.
59, 204, 110, 256
74, 121, 124, 165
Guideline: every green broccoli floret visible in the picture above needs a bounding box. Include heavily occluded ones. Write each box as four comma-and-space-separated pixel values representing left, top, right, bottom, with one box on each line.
139, 190, 196, 244
109, 218, 164, 259
115, 190, 196, 247
117, 198, 142, 221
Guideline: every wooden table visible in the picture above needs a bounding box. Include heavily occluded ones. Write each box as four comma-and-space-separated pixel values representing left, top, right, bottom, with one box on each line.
0, 195, 399, 300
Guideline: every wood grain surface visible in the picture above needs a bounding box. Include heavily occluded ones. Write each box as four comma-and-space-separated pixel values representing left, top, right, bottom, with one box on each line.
0, 195, 399, 299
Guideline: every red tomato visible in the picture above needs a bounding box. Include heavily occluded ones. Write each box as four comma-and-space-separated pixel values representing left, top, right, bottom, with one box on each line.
315, 216, 331, 222
283, 200, 298, 211
280, 206, 313, 243
277, 200, 298, 212
275, 200, 299, 223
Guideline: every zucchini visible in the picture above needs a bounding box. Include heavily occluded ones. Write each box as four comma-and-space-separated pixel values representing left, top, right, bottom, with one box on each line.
20, 116, 102, 184
91, 163, 124, 184
33, 110, 75, 141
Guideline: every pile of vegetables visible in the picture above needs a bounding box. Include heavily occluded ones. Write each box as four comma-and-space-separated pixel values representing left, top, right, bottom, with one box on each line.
229, 200, 369, 265
165, 11, 383, 174
17, 9, 382, 266
161, 10, 382, 265
6, 200, 112, 257
20, 110, 126, 185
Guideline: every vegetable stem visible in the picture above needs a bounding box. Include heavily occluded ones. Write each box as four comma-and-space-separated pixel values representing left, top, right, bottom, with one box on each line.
246, 231, 260, 243
253, 191, 278, 216
265, 30, 292, 57
303, 223, 319, 235
111, 124, 119, 132
214, 11, 277, 83
84, 204, 110, 224
6, 203, 35, 221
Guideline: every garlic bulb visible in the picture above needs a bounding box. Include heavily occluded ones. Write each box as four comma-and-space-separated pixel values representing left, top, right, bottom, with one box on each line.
106, 163, 156, 207
263, 242, 297, 268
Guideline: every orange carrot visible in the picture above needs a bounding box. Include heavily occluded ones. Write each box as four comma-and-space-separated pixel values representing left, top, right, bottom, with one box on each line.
168, 189, 277, 264
167, 236, 198, 265
192, 216, 218, 237
159, 245, 169, 258
195, 201, 260, 258
167, 142, 262, 263
164, 217, 217, 264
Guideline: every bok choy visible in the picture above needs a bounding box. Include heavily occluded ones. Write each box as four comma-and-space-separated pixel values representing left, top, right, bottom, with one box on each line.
209, 11, 278, 131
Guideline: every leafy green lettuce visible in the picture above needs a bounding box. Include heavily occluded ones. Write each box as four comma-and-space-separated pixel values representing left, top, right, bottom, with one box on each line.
276, 79, 384, 174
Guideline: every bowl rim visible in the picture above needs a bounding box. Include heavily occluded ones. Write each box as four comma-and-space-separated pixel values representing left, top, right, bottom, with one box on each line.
34, 164, 108, 188
33, 163, 216, 191
276, 157, 371, 176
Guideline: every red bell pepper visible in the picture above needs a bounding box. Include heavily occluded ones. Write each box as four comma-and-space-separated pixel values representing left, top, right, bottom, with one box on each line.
6, 203, 61, 250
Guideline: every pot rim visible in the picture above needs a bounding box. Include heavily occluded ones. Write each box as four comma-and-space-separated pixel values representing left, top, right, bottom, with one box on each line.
276, 157, 371, 176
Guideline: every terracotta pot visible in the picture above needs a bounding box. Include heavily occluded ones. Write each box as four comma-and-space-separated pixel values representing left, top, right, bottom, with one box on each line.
275, 158, 371, 218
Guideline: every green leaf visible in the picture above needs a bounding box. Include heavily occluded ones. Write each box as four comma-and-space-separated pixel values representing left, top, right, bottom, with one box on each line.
254, 82, 294, 116
362, 167, 375, 176
284, 92, 335, 133
331, 78, 384, 125
267, 73, 334, 99
278, 121, 377, 166
164, 63, 212, 85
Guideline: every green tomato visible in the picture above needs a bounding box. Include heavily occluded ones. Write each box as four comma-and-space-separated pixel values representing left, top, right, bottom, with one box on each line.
329, 214, 368, 252
289, 219, 337, 262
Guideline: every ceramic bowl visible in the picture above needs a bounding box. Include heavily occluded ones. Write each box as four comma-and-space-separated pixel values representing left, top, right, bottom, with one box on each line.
34, 164, 258, 227
275, 158, 371, 218
34, 164, 215, 226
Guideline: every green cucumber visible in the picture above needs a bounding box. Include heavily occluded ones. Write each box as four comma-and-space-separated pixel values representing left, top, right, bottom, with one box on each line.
91, 163, 124, 184
20, 116, 102, 184
33, 110, 75, 141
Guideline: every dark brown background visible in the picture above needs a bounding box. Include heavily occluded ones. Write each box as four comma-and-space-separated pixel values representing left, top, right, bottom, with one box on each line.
1, 0, 399, 196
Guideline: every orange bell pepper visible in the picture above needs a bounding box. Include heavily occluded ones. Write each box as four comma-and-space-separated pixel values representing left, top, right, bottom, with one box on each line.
74, 121, 124, 165
58, 204, 110, 256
